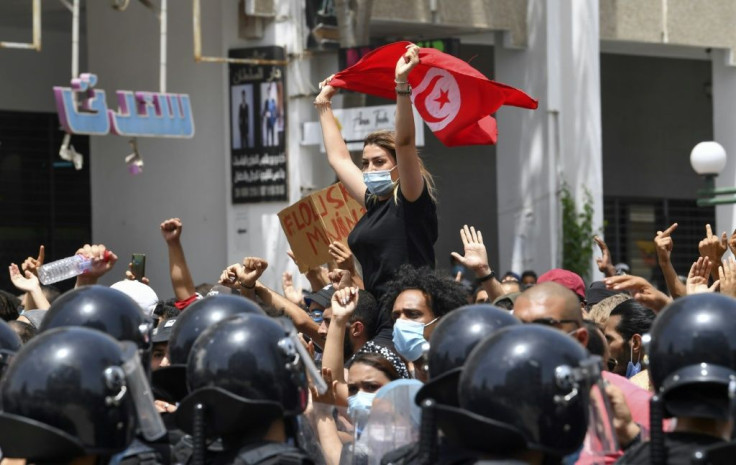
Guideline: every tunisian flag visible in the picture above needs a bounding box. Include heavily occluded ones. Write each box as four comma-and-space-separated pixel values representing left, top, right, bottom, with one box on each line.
329, 41, 538, 146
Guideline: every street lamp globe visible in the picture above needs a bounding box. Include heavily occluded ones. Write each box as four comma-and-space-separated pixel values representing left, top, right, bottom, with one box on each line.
690, 141, 727, 176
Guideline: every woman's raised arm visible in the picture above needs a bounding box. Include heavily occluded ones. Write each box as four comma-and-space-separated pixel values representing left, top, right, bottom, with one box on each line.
314, 77, 367, 206
394, 45, 424, 202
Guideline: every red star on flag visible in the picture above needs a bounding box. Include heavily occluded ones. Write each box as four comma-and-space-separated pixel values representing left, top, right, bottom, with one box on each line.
330, 41, 538, 146
435, 88, 450, 109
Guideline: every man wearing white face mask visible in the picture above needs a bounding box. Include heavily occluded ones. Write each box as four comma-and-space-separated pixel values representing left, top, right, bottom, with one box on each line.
380, 264, 468, 380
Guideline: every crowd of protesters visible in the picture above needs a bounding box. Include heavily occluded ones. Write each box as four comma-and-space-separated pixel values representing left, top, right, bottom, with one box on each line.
0, 44, 736, 465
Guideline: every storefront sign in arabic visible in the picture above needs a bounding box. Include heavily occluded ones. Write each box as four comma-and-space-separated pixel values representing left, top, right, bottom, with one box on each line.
53, 73, 195, 138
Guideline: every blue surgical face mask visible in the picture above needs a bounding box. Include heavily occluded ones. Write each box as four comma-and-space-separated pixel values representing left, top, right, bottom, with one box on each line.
626, 343, 642, 379
363, 169, 395, 196
392, 318, 437, 362
347, 390, 376, 420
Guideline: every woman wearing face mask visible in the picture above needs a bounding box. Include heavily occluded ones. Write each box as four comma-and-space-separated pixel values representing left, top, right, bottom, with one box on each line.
314, 44, 437, 311
312, 353, 400, 465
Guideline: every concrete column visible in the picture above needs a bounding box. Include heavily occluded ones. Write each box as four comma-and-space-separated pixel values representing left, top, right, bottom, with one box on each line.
494, 0, 603, 279
711, 49, 736, 235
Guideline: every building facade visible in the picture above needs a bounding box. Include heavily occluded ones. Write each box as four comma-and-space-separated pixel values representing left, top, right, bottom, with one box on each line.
0, 0, 730, 293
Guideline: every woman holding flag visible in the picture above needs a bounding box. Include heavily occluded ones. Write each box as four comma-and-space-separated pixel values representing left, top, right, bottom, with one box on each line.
313, 44, 438, 303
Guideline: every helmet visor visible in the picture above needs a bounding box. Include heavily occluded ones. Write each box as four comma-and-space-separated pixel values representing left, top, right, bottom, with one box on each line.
349, 380, 423, 464
121, 343, 167, 441
280, 319, 327, 396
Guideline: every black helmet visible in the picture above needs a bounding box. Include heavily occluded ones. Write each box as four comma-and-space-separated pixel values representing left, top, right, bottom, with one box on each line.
416, 304, 519, 406
0, 319, 22, 376
176, 314, 308, 438
647, 293, 736, 419
0, 327, 155, 461
444, 325, 599, 457
40, 285, 152, 351
152, 295, 264, 402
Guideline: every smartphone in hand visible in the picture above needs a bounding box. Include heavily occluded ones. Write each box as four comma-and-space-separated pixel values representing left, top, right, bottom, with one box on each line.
131, 253, 146, 282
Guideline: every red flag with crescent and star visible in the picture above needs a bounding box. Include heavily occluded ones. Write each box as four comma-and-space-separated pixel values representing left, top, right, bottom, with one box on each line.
329, 41, 538, 146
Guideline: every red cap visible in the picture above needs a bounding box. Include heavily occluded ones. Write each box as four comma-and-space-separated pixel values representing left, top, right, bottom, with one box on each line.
102, 250, 113, 262
537, 268, 586, 301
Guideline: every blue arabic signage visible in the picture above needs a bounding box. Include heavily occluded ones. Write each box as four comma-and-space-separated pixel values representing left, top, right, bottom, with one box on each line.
53, 73, 194, 138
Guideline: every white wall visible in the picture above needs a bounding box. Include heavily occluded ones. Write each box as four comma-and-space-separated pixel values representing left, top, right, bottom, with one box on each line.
0, 27, 81, 112
712, 49, 736, 236
494, 0, 603, 280
85, 2, 227, 295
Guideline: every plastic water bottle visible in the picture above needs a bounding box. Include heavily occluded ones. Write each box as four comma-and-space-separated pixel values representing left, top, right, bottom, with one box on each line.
37, 251, 112, 285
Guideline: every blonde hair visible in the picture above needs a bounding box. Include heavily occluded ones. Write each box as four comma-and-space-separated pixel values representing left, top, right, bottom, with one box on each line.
588, 293, 631, 326
363, 130, 436, 203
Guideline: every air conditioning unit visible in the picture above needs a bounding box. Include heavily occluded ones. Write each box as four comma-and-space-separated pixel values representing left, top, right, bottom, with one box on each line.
245, 0, 275, 18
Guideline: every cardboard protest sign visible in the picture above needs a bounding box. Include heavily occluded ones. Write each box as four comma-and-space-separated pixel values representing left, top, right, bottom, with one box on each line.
278, 183, 366, 272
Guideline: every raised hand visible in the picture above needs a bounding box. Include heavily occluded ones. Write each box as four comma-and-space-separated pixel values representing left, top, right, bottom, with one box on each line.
594, 236, 616, 277
330, 287, 358, 323
9, 263, 41, 293
654, 223, 678, 263
309, 367, 339, 406
719, 257, 736, 298
125, 262, 150, 285
328, 269, 352, 291
21, 245, 45, 277
395, 44, 420, 81
315, 74, 338, 105
282, 271, 304, 306
160, 218, 183, 244
328, 241, 355, 272
450, 225, 491, 278
76, 244, 118, 279
687, 256, 720, 294
699, 224, 728, 264
239, 257, 268, 289
604, 274, 672, 312
729, 228, 736, 257
218, 266, 239, 289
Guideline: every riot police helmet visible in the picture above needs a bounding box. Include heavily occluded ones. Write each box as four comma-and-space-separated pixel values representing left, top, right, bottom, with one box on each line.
176, 313, 308, 440
152, 294, 265, 402
0, 327, 165, 462
415, 303, 519, 406
40, 285, 152, 352
0, 318, 22, 376
647, 293, 736, 419
446, 325, 602, 458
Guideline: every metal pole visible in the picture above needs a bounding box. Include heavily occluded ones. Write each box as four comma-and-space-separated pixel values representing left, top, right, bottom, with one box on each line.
32, 0, 42, 51
192, 0, 287, 66
193, 0, 202, 61
160, 0, 167, 93
72, 0, 80, 78
0, 0, 42, 51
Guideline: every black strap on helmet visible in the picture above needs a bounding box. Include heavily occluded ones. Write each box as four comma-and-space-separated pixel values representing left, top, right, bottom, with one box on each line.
417, 399, 438, 465
192, 403, 205, 465
650, 394, 666, 465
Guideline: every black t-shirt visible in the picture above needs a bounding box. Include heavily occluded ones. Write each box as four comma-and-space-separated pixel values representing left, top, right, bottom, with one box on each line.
617, 432, 724, 465
348, 184, 437, 336
348, 184, 438, 299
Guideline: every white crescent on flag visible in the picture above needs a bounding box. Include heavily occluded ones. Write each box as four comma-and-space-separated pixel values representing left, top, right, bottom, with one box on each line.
411, 68, 461, 132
